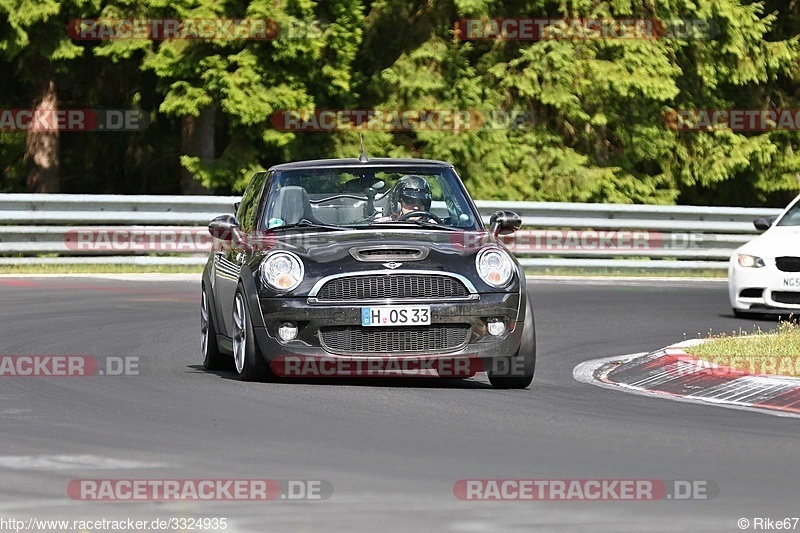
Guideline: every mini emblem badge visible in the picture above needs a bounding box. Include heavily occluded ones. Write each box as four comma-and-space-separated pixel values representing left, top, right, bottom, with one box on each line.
383, 262, 402, 269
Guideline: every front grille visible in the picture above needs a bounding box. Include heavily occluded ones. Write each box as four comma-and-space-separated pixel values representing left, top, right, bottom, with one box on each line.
772, 292, 800, 305
776, 257, 800, 273
315, 274, 470, 301
320, 324, 471, 354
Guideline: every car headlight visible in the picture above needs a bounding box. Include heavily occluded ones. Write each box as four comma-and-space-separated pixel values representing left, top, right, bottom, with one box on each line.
260, 252, 304, 291
476, 248, 514, 288
737, 254, 765, 268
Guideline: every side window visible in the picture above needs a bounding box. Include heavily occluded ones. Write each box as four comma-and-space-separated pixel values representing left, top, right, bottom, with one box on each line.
237, 172, 268, 232
778, 203, 800, 227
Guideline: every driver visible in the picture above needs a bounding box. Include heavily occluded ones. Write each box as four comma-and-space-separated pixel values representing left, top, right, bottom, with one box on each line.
375, 175, 433, 221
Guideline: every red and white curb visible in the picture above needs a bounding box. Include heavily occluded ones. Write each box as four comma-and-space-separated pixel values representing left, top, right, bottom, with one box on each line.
574, 341, 800, 419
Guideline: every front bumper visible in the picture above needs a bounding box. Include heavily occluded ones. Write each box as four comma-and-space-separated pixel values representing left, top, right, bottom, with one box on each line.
729, 260, 800, 313
251, 292, 524, 363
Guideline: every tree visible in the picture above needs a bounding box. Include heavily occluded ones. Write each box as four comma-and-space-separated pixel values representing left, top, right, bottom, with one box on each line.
0, 0, 95, 192
350, 0, 800, 205
128, 0, 365, 193
1, 0, 797, 206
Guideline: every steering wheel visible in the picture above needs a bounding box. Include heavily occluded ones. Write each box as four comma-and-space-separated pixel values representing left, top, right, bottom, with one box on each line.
399, 211, 444, 224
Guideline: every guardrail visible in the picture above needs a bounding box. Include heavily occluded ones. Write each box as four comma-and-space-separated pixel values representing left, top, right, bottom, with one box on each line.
0, 194, 783, 270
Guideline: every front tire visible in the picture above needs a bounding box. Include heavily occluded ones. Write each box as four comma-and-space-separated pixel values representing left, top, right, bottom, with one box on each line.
232, 285, 271, 382
488, 300, 536, 389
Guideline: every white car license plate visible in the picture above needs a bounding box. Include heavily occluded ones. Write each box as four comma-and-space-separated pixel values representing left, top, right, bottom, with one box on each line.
361, 306, 431, 326
782, 277, 800, 289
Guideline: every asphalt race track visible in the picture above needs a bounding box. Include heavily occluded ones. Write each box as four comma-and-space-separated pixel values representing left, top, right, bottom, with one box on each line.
0, 276, 798, 532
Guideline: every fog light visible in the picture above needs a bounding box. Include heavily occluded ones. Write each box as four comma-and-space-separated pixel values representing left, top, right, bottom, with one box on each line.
487, 318, 506, 336
278, 322, 298, 342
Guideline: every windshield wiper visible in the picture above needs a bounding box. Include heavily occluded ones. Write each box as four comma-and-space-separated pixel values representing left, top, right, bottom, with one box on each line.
370, 220, 457, 231
410, 220, 457, 231
270, 221, 348, 231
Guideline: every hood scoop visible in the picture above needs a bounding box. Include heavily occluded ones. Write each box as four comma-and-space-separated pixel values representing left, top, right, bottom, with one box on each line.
350, 246, 428, 262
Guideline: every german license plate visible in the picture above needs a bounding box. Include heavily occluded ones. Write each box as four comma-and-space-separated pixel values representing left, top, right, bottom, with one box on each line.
361, 306, 431, 326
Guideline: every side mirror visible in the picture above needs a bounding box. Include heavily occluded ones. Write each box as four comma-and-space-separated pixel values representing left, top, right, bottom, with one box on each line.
209, 214, 242, 242
753, 216, 776, 231
489, 210, 522, 236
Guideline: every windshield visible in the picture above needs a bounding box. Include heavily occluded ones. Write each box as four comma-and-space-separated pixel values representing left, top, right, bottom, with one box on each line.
777, 198, 800, 227
260, 166, 481, 230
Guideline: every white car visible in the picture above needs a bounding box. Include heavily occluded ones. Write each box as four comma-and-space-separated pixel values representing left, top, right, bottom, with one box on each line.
729, 194, 800, 318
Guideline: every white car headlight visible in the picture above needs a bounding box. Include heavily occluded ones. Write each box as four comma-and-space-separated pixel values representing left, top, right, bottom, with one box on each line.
476, 248, 514, 288
260, 252, 304, 291
737, 254, 765, 268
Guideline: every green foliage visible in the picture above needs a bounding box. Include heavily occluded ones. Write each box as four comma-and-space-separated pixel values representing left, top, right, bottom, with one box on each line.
349, 0, 799, 204
0, 0, 799, 204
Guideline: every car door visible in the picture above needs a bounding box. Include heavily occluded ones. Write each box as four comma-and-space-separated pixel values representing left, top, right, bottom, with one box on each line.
214, 171, 269, 337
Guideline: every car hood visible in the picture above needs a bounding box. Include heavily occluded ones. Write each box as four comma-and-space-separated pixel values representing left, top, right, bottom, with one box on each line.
738, 226, 800, 258
250, 228, 517, 294
266, 228, 498, 260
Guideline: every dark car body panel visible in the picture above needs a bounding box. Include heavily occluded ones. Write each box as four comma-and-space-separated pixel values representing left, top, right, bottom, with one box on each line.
202, 158, 531, 373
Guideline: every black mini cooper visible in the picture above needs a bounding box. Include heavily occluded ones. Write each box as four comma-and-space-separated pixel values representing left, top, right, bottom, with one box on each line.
201, 157, 535, 388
